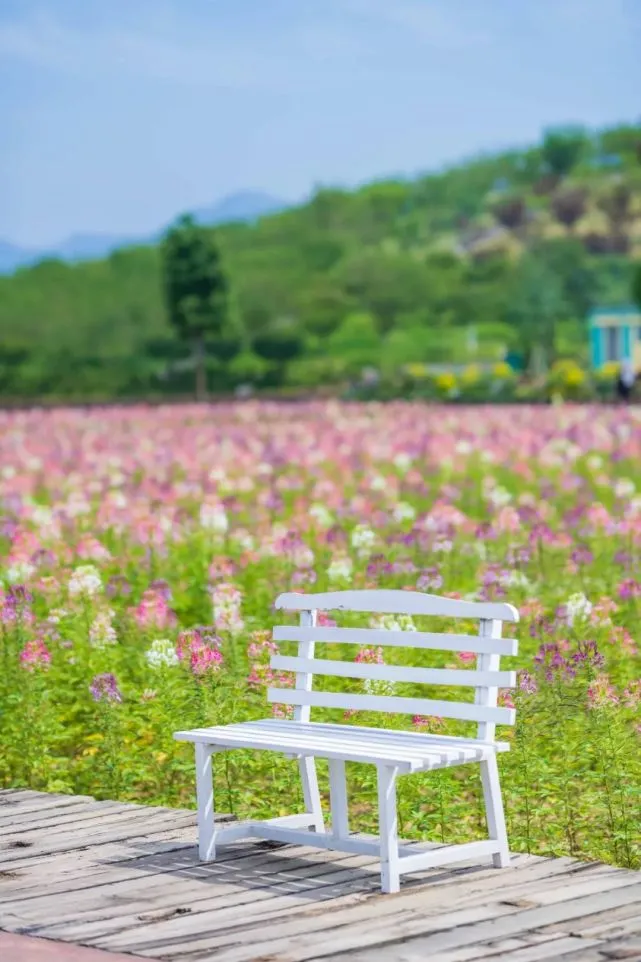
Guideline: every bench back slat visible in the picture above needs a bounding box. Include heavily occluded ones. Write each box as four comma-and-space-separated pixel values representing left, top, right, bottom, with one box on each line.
267, 688, 515, 725
271, 655, 516, 689
272, 625, 518, 657
271, 590, 519, 737
275, 590, 518, 623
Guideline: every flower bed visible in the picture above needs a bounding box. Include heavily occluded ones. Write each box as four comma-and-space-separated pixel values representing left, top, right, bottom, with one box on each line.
0, 401, 639, 868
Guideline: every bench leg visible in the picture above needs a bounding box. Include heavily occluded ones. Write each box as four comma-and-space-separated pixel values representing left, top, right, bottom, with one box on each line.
298, 756, 325, 833
480, 756, 509, 868
377, 764, 400, 894
328, 759, 349, 838
195, 743, 216, 862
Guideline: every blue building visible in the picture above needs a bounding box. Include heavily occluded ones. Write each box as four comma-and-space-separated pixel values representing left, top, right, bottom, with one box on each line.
588, 305, 641, 369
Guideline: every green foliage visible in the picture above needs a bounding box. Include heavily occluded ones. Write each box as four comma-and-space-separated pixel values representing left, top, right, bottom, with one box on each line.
542, 126, 589, 177
633, 261, 641, 310
161, 215, 232, 398
0, 121, 640, 400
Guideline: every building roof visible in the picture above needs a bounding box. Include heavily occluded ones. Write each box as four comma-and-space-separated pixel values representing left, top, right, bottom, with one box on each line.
588, 305, 641, 327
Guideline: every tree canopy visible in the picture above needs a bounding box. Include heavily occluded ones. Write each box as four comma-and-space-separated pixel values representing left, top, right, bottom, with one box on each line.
0, 120, 639, 400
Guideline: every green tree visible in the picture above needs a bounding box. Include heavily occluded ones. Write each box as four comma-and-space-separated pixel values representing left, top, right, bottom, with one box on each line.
541, 126, 588, 178
160, 215, 230, 400
505, 256, 565, 370
633, 262, 641, 311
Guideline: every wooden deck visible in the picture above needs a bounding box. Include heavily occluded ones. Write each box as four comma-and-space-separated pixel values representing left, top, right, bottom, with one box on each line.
0, 790, 640, 962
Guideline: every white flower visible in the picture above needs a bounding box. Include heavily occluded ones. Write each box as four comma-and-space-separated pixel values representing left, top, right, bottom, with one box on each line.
231, 528, 255, 551
393, 453, 412, 472
393, 501, 416, 523
456, 440, 472, 454
309, 503, 334, 527
47, 608, 69, 625
371, 614, 416, 632
68, 564, 102, 598
5, 561, 36, 584
89, 609, 118, 649
199, 502, 229, 533
31, 505, 55, 528
505, 570, 532, 590
65, 497, 91, 517
328, 556, 353, 581
350, 525, 376, 556
369, 475, 387, 492
433, 538, 453, 553
293, 545, 315, 568
488, 486, 512, 508
614, 478, 635, 498
566, 592, 592, 627
587, 455, 603, 471
146, 638, 179, 668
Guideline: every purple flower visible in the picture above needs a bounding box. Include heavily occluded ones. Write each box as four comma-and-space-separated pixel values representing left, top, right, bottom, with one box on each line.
89, 673, 122, 703
417, 567, 443, 591
618, 579, 641, 600
518, 671, 538, 694
106, 575, 132, 598
571, 546, 594, 567
149, 579, 172, 602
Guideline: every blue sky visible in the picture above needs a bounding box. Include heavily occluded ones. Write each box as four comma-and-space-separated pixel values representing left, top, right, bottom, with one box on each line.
1, 0, 639, 247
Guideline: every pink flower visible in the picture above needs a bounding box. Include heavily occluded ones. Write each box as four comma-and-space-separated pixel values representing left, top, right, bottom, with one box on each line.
457, 651, 476, 664
622, 680, 641, 708
19, 638, 51, 671
498, 691, 515, 709
590, 597, 618, 626
412, 715, 444, 732
208, 557, 238, 581
131, 589, 177, 630
272, 703, 294, 720
587, 674, 619, 709
177, 628, 224, 677
355, 646, 384, 665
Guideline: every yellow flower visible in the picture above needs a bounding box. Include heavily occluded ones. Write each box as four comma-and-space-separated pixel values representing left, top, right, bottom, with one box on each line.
597, 361, 620, 381
435, 372, 457, 391
564, 367, 585, 387
461, 364, 481, 385
492, 362, 513, 379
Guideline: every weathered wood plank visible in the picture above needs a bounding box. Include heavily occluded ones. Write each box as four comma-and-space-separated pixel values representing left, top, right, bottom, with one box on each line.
6, 848, 371, 928
164, 879, 641, 962
329, 935, 608, 962
90, 859, 625, 958
1, 791, 638, 962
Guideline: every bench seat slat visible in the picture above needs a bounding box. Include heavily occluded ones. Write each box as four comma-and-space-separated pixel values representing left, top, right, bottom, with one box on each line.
271, 655, 516, 688
272, 625, 518, 657
267, 688, 515, 725
174, 720, 508, 772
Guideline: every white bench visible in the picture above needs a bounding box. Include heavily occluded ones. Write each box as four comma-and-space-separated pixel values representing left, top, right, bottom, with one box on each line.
175, 589, 519, 894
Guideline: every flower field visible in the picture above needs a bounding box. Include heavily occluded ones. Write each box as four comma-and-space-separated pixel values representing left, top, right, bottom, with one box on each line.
0, 401, 639, 869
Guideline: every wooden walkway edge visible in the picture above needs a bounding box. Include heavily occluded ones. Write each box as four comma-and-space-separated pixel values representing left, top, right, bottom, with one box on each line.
0, 789, 640, 962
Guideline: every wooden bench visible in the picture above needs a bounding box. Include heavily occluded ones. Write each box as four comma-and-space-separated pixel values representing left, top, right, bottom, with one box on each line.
175, 589, 520, 894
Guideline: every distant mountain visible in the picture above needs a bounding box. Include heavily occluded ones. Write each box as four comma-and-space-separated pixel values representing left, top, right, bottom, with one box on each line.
0, 241, 40, 274
0, 191, 291, 275
192, 191, 288, 226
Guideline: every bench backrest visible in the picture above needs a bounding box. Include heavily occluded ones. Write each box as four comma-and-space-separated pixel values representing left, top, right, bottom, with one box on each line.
269, 590, 519, 742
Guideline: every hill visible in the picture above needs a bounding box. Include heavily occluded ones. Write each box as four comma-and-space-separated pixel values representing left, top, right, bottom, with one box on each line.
0, 123, 640, 401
